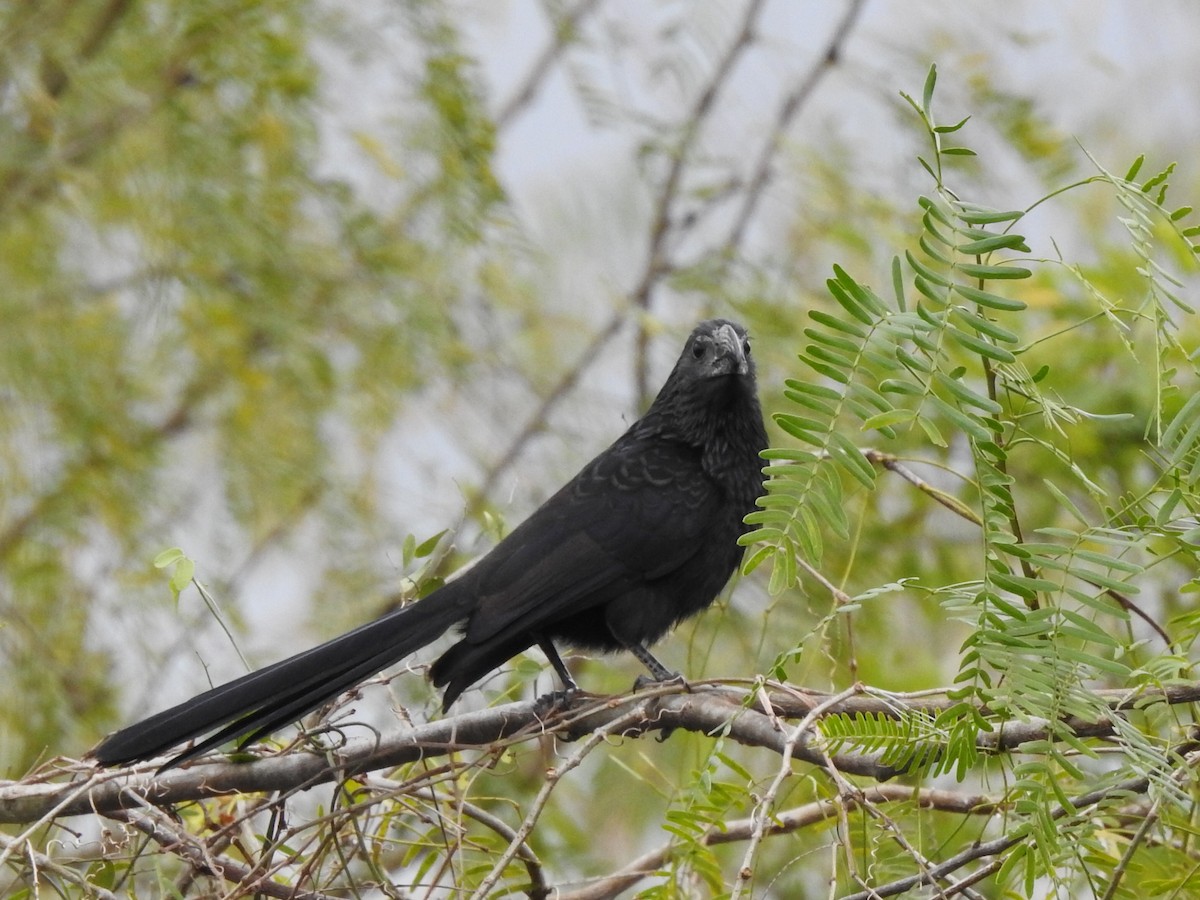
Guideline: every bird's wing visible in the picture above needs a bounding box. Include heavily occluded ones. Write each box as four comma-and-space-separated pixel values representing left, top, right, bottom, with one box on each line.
462, 435, 720, 641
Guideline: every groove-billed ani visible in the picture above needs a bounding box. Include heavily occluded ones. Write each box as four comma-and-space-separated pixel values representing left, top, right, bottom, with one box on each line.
91, 319, 767, 768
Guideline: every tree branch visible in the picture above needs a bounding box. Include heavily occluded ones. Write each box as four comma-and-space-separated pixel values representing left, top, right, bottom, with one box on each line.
494, 0, 604, 130
630, 0, 767, 406
5, 680, 1200, 825
108, 805, 340, 900
719, 0, 868, 261
553, 784, 998, 900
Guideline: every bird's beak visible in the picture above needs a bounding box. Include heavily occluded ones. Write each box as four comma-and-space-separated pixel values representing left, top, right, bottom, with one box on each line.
711, 323, 748, 376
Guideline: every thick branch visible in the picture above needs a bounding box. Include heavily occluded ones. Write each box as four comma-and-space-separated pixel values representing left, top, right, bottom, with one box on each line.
4, 680, 1198, 825
1, 687, 894, 824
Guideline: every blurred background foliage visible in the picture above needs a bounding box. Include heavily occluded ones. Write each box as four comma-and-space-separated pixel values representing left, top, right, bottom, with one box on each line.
3, 0, 1200, 895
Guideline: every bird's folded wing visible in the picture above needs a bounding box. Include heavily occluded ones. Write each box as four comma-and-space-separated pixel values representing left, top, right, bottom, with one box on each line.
463, 438, 720, 641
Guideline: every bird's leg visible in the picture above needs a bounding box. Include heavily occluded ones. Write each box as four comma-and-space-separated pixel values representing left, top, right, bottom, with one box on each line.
622, 640, 686, 690
533, 635, 579, 711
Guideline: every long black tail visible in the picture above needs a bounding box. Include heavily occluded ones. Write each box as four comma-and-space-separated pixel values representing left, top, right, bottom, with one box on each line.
91, 586, 468, 768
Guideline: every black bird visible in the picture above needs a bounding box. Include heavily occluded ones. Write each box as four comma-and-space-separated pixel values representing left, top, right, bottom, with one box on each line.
91, 319, 767, 768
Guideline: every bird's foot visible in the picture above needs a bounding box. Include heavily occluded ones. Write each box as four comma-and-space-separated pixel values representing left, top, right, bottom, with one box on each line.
632, 671, 687, 693
534, 686, 578, 714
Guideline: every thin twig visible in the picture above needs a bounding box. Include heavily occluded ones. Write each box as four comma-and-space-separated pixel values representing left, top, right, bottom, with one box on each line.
109, 804, 340, 900
468, 707, 646, 899
837, 747, 1200, 900
495, 0, 604, 130
460, 800, 548, 900
720, 0, 869, 260
0, 830, 122, 900
730, 684, 862, 899
630, 0, 767, 406
553, 784, 998, 900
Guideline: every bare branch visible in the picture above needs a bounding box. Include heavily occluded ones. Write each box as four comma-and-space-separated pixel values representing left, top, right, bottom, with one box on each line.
5, 680, 1200, 826
720, 0, 869, 260
0, 830, 123, 900
554, 784, 998, 900
108, 805, 339, 900
631, 0, 768, 406
469, 706, 646, 899
2, 685, 901, 824
495, 0, 604, 130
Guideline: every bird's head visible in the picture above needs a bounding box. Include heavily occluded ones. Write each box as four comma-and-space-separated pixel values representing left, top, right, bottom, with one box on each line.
642, 319, 760, 445
678, 319, 753, 381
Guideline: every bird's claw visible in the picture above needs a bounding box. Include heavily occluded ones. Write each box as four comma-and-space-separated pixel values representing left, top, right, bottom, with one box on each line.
632, 671, 687, 693
534, 687, 577, 714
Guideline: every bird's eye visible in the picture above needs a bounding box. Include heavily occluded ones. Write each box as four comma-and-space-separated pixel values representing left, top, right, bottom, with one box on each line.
691, 341, 706, 359
742, 340, 751, 356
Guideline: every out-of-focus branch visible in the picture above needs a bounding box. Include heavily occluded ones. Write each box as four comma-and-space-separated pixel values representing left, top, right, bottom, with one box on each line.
720, 0, 869, 261
631, 0, 767, 407
495, 0, 604, 131
470, 310, 627, 511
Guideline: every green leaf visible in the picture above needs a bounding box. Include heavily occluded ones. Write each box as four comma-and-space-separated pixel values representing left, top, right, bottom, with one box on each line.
784, 388, 836, 416
891, 255, 906, 311
918, 195, 956, 227
154, 547, 186, 569
169, 557, 195, 598
741, 544, 773, 575
906, 249, 952, 287
829, 432, 876, 488
956, 233, 1030, 255
914, 274, 950, 307
918, 413, 947, 447
990, 572, 1057, 598
833, 265, 889, 315
861, 408, 915, 431
1140, 161, 1175, 193
933, 116, 971, 134
774, 413, 825, 443
896, 346, 932, 374
806, 343, 856, 369
953, 203, 1024, 225
761, 447, 819, 462
808, 309, 867, 338
1162, 391, 1200, 451
1123, 154, 1145, 181
415, 529, 448, 558
942, 147, 976, 157
930, 395, 992, 442
826, 277, 876, 326
950, 282, 1027, 311
921, 63, 937, 112
1040, 481, 1090, 526
933, 371, 1002, 413
805, 329, 860, 356
880, 378, 923, 396
785, 379, 842, 400
955, 262, 1032, 280
919, 234, 951, 264
1071, 548, 1142, 574
951, 308, 1020, 344
947, 326, 1017, 362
